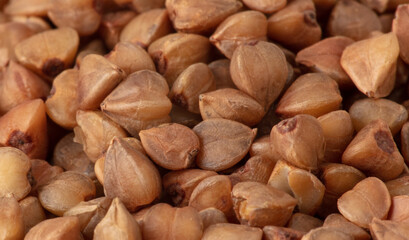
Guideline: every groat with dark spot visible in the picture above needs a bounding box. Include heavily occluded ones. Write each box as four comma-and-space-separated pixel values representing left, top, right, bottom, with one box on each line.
277, 118, 297, 134
7, 130, 34, 156
42, 58, 65, 78
342, 119, 404, 181
0, 99, 48, 159
375, 130, 394, 154
270, 114, 325, 171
